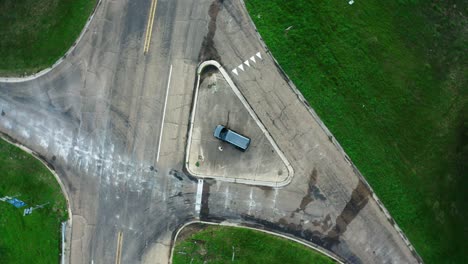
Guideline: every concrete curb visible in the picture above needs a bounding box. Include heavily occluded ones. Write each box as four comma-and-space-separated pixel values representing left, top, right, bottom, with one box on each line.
0, 134, 73, 263
184, 60, 294, 188
239, 0, 423, 262
170, 220, 345, 264
0, 0, 103, 82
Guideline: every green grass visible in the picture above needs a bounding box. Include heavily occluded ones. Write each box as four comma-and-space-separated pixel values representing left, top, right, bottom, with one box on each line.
0, 0, 96, 76
173, 225, 337, 264
0, 137, 68, 263
245, 0, 467, 263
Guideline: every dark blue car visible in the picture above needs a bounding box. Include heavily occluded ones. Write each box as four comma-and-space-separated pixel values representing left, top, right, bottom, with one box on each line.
213, 125, 251, 151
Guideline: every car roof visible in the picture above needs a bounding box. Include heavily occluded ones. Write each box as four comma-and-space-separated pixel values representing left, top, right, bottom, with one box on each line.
224, 130, 250, 149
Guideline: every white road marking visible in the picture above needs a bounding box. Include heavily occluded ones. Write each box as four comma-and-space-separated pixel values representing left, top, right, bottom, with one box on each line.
224, 186, 230, 209
272, 188, 278, 208
156, 64, 173, 163
248, 187, 255, 214
230, 52, 263, 76
195, 179, 204, 214
61, 222, 66, 264
256, 52, 262, 59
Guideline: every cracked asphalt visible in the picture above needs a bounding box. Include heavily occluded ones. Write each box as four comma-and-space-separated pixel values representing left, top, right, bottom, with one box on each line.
0, 0, 422, 263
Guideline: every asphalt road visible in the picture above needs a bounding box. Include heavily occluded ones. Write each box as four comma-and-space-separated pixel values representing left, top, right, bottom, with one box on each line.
0, 0, 422, 263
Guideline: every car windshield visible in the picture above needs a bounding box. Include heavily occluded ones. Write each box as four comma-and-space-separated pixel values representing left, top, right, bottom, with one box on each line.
219, 128, 228, 138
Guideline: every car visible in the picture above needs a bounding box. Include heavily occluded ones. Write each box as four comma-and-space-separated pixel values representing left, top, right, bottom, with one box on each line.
213, 125, 251, 151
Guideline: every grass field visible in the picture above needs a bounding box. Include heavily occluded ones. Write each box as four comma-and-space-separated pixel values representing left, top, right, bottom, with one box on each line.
245, 0, 467, 263
0, 0, 96, 76
173, 224, 337, 264
0, 137, 67, 263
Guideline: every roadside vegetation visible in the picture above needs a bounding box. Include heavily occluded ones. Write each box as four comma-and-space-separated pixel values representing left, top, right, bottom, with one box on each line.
245, 0, 467, 263
0, 137, 68, 263
0, 0, 96, 76
173, 224, 337, 264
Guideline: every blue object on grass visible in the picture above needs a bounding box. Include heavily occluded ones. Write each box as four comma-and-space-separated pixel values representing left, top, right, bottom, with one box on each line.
7, 198, 26, 208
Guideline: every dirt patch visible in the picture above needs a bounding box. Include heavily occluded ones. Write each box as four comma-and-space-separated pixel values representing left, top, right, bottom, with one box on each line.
325, 181, 371, 245
240, 214, 357, 262
169, 169, 184, 181
198, 0, 224, 62
199, 65, 219, 82
176, 223, 208, 245
298, 195, 314, 212
308, 168, 318, 189
200, 180, 212, 220
294, 169, 325, 215
312, 214, 333, 233
243, 214, 326, 247
257, 185, 273, 198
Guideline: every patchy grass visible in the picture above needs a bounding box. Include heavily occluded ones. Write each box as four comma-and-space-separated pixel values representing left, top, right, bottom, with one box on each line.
173, 224, 337, 264
0, 137, 67, 263
0, 0, 96, 76
245, 0, 467, 263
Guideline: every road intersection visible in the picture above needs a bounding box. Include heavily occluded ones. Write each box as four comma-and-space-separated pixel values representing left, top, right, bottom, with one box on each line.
0, 0, 422, 263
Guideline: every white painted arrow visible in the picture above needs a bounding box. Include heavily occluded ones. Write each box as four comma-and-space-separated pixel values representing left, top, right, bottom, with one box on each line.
256, 52, 262, 59
250, 56, 256, 63
238, 64, 244, 71
244, 60, 250, 67
232, 68, 238, 75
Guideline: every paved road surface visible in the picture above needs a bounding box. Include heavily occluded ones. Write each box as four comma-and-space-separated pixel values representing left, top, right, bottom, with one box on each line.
0, 0, 421, 263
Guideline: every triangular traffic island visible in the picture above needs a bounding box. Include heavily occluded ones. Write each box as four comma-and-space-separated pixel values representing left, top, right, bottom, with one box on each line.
185, 61, 293, 187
